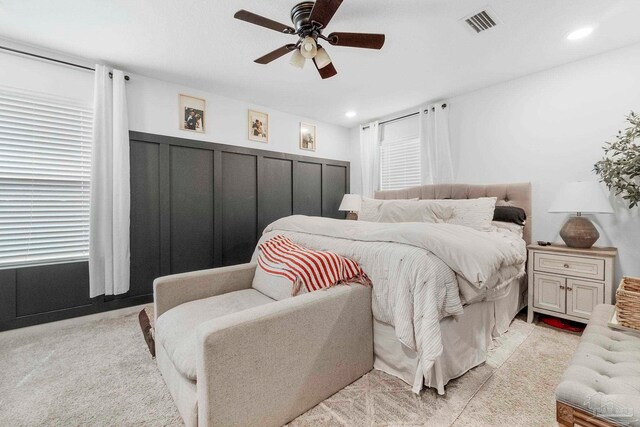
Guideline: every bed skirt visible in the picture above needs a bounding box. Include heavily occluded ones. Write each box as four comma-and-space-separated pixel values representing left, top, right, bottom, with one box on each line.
373, 276, 526, 394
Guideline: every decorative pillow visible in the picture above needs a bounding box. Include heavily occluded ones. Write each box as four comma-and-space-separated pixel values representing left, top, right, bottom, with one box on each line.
377, 200, 454, 223
357, 197, 382, 222
252, 263, 304, 300
432, 197, 497, 231
359, 197, 496, 230
493, 206, 526, 226
358, 197, 422, 222
252, 235, 370, 300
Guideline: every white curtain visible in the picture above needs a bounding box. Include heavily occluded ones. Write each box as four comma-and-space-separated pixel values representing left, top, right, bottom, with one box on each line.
89, 66, 130, 297
420, 102, 454, 184
359, 121, 380, 197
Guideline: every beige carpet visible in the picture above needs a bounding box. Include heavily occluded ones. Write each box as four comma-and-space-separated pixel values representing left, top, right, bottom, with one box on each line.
0, 308, 579, 426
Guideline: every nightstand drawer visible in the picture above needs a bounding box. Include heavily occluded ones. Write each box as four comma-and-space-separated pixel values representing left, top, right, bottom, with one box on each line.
533, 252, 605, 281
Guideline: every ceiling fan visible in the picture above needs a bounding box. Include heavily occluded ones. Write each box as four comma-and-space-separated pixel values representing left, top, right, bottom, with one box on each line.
234, 1, 385, 79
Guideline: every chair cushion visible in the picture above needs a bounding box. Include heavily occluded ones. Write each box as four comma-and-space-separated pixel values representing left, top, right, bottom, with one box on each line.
156, 289, 275, 380
556, 304, 640, 426
252, 264, 300, 300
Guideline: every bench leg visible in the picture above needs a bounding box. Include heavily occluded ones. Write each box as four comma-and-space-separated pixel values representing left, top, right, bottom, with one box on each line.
556, 401, 618, 427
557, 401, 574, 426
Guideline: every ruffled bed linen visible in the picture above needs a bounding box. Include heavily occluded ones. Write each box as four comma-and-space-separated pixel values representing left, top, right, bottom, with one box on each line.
374, 275, 527, 394
252, 215, 527, 384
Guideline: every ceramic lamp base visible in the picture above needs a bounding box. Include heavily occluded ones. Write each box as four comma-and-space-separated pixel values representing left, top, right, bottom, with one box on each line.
559, 216, 599, 248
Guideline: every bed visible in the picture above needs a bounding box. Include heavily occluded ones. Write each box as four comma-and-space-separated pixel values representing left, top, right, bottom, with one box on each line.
253, 182, 531, 395
372, 183, 531, 393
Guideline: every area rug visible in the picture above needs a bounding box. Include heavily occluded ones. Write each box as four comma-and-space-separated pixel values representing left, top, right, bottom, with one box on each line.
0, 308, 579, 426
288, 319, 579, 426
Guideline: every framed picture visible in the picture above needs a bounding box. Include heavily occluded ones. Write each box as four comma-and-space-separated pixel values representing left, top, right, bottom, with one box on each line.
248, 110, 269, 143
299, 122, 316, 151
179, 94, 206, 133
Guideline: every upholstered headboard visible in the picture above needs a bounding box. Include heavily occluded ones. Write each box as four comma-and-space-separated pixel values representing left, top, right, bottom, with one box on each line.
374, 183, 532, 244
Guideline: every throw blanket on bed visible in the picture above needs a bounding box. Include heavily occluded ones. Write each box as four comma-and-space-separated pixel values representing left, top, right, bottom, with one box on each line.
257, 235, 370, 295
252, 215, 526, 392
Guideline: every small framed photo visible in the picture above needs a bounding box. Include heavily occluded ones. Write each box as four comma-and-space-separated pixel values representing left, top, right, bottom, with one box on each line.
248, 110, 269, 143
299, 122, 316, 151
179, 94, 206, 133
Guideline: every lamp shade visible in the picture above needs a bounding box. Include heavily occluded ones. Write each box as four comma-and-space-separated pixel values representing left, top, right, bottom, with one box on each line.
548, 181, 614, 214
314, 47, 332, 69
338, 194, 362, 212
300, 36, 317, 59
289, 49, 306, 69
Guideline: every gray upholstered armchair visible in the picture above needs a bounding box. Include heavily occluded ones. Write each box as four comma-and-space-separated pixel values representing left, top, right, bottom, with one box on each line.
153, 262, 373, 427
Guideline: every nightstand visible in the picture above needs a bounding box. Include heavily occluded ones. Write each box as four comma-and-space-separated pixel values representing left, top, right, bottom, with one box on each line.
527, 244, 617, 324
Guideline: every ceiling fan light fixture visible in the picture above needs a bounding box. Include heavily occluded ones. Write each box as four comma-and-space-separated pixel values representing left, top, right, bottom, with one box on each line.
289, 48, 306, 69
234, 2, 385, 79
300, 36, 318, 59
314, 46, 332, 69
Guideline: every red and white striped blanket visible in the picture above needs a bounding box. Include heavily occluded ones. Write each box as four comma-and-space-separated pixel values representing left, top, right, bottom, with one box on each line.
257, 235, 370, 295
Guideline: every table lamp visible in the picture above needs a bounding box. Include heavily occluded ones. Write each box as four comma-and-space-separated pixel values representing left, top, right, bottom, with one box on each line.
338, 194, 361, 220
548, 181, 614, 248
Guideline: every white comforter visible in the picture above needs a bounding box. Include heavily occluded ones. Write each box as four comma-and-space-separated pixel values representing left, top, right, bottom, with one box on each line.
252, 215, 526, 377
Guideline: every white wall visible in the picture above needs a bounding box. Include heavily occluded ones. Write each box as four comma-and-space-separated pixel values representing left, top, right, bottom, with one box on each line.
126, 74, 351, 161
0, 49, 351, 162
349, 126, 361, 193
449, 42, 640, 281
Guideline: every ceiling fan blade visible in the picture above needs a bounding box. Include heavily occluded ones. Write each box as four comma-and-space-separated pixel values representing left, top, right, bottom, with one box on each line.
313, 58, 338, 79
234, 10, 295, 34
328, 32, 385, 49
254, 44, 297, 64
308, 0, 344, 29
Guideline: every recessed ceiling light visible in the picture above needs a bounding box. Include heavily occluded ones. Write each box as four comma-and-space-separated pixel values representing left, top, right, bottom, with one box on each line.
567, 27, 594, 41
345, 111, 357, 118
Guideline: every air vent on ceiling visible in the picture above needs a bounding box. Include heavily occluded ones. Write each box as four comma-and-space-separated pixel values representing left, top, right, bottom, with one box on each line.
463, 9, 498, 34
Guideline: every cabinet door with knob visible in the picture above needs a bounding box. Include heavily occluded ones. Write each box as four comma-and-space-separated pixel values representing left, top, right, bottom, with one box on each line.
566, 279, 604, 319
533, 273, 566, 313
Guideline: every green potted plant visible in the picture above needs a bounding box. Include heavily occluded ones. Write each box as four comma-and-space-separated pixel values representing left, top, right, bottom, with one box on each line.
594, 111, 640, 208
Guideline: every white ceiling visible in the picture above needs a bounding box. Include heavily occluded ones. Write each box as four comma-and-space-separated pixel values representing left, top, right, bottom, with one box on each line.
1, 0, 640, 127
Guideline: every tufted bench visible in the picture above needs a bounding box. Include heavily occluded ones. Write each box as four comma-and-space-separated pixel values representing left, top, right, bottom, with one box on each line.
556, 304, 640, 427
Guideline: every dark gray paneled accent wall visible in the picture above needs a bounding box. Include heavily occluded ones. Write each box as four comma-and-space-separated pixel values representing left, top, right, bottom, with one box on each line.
170, 146, 215, 274
0, 131, 349, 331
293, 162, 322, 216
128, 132, 349, 293
323, 164, 349, 219
129, 141, 161, 297
16, 262, 91, 317
258, 157, 293, 235
221, 152, 258, 266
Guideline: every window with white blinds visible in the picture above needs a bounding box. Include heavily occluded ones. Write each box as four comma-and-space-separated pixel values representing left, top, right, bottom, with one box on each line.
0, 86, 92, 269
379, 115, 421, 191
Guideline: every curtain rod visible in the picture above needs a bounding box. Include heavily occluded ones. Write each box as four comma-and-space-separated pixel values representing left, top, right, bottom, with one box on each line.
0, 45, 130, 80
361, 103, 447, 130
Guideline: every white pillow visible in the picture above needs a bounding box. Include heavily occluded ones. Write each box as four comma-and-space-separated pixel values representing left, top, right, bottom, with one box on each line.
358, 197, 496, 231
431, 197, 497, 231
251, 265, 307, 301
358, 197, 420, 222
377, 200, 454, 223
